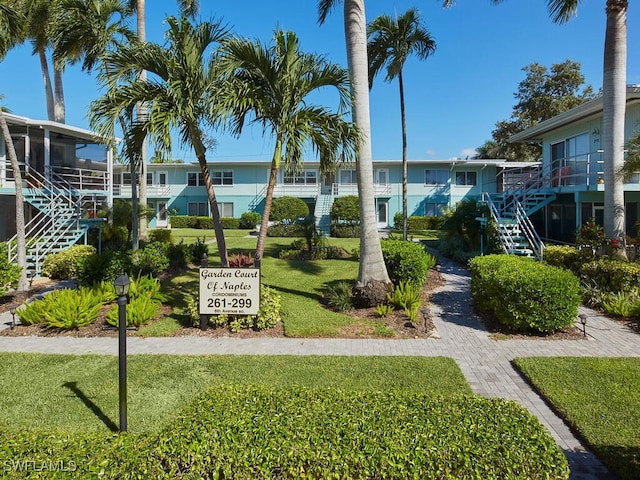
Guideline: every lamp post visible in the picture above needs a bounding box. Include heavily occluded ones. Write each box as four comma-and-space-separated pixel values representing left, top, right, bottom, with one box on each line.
9, 304, 16, 330
114, 273, 130, 432
579, 313, 587, 337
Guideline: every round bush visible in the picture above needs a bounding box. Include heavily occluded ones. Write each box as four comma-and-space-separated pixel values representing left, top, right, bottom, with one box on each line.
381, 239, 437, 287
42, 245, 97, 280
331, 195, 360, 222
269, 196, 309, 222
239, 212, 261, 229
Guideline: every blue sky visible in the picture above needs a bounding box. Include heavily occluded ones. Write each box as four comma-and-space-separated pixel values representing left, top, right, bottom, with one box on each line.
1, 1, 638, 162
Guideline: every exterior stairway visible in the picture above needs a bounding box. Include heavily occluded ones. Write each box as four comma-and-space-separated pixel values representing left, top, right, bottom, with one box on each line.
482, 168, 554, 260
314, 191, 334, 235
8, 168, 91, 276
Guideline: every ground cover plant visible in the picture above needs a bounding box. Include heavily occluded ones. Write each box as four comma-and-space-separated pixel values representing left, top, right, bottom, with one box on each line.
514, 357, 640, 480
0, 353, 568, 479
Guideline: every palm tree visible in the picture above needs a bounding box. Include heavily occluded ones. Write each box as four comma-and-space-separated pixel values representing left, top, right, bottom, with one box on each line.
443, 0, 628, 255
0, 7, 27, 290
217, 30, 359, 267
367, 8, 436, 241
89, 16, 230, 266
318, 0, 392, 303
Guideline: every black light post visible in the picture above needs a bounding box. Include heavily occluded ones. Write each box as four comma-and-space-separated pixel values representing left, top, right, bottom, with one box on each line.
9, 304, 16, 330
579, 313, 587, 337
114, 274, 130, 432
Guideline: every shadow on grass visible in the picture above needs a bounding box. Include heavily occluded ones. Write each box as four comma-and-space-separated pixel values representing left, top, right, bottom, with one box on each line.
269, 285, 323, 302
62, 381, 118, 433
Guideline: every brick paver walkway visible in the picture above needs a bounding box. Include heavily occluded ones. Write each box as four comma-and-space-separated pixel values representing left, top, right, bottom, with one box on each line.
1, 260, 638, 479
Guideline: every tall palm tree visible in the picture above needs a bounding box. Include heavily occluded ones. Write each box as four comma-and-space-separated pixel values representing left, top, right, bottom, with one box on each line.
318, 0, 392, 303
443, 0, 627, 255
0, 6, 27, 289
89, 16, 230, 266
367, 8, 436, 241
217, 30, 359, 267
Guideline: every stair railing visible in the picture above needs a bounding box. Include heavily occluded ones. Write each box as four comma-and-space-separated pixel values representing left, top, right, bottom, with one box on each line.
482, 192, 518, 254
514, 199, 545, 260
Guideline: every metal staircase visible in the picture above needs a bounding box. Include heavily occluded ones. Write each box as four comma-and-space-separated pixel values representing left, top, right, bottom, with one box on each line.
8, 168, 91, 276
482, 168, 554, 260
314, 189, 335, 235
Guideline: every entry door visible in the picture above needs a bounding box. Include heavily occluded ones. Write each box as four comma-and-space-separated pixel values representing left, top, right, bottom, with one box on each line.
157, 202, 168, 228
377, 201, 388, 228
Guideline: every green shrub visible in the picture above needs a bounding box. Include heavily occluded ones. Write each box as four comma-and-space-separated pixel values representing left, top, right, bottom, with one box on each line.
267, 223, 305, 237
269, 196, 309, 222
77, 250, 132, 286
189, 237, 208, 264
131, 242, 170, 277
42, 245, 96, 280
387, 281, 421, 321
543, 245, 580, 272
601, 291, 640, 318
393, 214, 444, 231
168, 216, 215, 229
15, 300, 46, 326
0, 242, 21, 296
331, 224, 360, 238
239, 211, 261, 229
106, 296, 161, 327
375, 303, 394, 318
166, 242, 191, 270
148, 229, 172, 243
381, 239, 436, 287
221, 217, 240, 229
91, 385, 569, 479
204, 286, 282, 331
331, 195, 360, 222
40, 288, 103, 329
580, 258, 640, 294
470, 254, 581, 333
323, 280, 354, 312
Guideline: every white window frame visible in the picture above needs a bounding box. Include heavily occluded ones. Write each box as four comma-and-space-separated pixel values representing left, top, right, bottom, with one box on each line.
425, 169, 448, 186
211, 170, 233, 186
455, 171, 477, 186
188, 202, 208, 216
218, 202, 234, 217
339, 169, 357, 184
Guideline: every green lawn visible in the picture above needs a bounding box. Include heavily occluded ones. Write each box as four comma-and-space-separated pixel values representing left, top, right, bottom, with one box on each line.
0, 353, 470, 434
514, 357, 640, 480
146, 235, 368, 337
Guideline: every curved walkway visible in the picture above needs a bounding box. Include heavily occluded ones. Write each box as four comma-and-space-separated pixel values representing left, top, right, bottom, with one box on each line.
1, 261, 639, 479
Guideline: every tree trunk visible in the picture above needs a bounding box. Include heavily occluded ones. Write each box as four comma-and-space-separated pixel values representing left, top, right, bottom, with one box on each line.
603, 0, 627, 259
137, 0, 148, 242
53, 67, 65, 123
343, 0, 391, 299
38, 49, 55, 122
1, 111, 27, 290
399, 70, 408, 241
255, 165, 279, 269
191, 131, 228, 267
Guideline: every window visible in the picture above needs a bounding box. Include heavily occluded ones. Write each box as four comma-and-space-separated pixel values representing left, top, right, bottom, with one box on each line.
218, 202, 234, 217
425, 169, 448, 185
425, 203, 446, 216
284, 170, 317, 185
211, 170, 233, 186
187, 172, 204, 186
188, 202, 208, 216
123, 173, 132, 185
339, 169, 357, 184
113, 173, 121, 185
455, 171, 477, 186
146, 173, 153, 185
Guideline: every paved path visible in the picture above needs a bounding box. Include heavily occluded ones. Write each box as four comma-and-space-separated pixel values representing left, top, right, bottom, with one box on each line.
1, 262, 639, 479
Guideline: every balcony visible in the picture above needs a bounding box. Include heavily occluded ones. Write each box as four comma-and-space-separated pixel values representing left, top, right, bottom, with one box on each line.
113, 184, 172, 198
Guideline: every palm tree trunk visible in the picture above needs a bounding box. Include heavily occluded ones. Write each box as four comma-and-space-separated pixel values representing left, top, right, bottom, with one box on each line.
255, 165, 279, 269
137, 0, 148, 242
191, 131, 228, 267
603, 0, 627, 259
53, 67, 65, 123
343, 0, 391, 298
399, 70, 408, 241
1, 111, 27, 290
38, 49, 55, 122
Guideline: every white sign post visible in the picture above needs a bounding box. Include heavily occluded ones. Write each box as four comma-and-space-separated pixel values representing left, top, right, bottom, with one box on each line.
199, 268, 260, 316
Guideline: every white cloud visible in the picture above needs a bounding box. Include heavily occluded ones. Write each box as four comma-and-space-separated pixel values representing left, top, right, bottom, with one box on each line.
424, 149, 436, 156
460, 148, 478, 159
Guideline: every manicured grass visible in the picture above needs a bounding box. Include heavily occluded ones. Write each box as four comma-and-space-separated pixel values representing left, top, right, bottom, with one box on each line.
169, 228, 252, 243
514, 357, 640, 480
0, 353, 470, 434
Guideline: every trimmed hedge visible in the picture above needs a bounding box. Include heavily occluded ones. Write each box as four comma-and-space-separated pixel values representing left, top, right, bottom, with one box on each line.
579, 258, 640, 294
168, 216, 238, 229
0, 385, 569, 479
331, 224, 360, 238
331, 195, 360, 222
470, 254, 580, 333
42, 245, 97, 280
269, 196, 309, 222
381, 239, 437, 287
543, 245, 580, 272
393, 213, 445, 231
266, 223, 306, 237
239, 211, 261, 229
